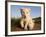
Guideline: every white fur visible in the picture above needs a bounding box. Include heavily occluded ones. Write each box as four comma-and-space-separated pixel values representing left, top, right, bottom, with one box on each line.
20, 8, 34, 30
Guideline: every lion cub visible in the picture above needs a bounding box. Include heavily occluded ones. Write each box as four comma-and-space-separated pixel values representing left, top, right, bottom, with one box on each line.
20, 8, 34, 30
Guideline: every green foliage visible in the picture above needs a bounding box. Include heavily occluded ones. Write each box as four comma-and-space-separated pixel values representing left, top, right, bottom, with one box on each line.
33, 17, 41, 24
11, 18, 21, 26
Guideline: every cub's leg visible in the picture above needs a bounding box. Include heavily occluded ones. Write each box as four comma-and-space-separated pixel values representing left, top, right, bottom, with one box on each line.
29, 21, 34, 30
24, 22, 28, 30
20, 20, 24, 28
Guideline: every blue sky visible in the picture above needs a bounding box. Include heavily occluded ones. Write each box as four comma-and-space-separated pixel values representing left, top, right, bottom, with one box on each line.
11, 5, 41, 18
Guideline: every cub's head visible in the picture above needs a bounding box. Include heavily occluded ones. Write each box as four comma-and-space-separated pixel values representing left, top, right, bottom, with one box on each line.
21, 8, 31, 18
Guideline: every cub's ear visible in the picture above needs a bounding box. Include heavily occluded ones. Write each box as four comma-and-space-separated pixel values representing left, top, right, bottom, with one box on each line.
29, 8, 31, 12
21, 9, 23, 14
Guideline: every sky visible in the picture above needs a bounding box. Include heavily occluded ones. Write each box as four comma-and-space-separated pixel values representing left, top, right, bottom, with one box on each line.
11, 5, 41, 18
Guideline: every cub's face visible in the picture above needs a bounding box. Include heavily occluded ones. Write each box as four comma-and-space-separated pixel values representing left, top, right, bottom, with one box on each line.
21, 8, 31, 18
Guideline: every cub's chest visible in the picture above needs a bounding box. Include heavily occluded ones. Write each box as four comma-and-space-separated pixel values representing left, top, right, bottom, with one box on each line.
23, 18, 30, 22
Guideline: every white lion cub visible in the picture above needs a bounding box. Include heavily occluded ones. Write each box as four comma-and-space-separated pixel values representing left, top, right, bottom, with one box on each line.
20, 8, 34, 30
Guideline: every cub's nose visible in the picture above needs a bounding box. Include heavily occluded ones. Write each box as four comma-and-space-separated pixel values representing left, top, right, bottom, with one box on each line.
24, 15, 26, 18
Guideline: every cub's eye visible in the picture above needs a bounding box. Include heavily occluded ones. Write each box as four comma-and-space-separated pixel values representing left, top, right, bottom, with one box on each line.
22, 11, 24, 14
27, 12, 28, 14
